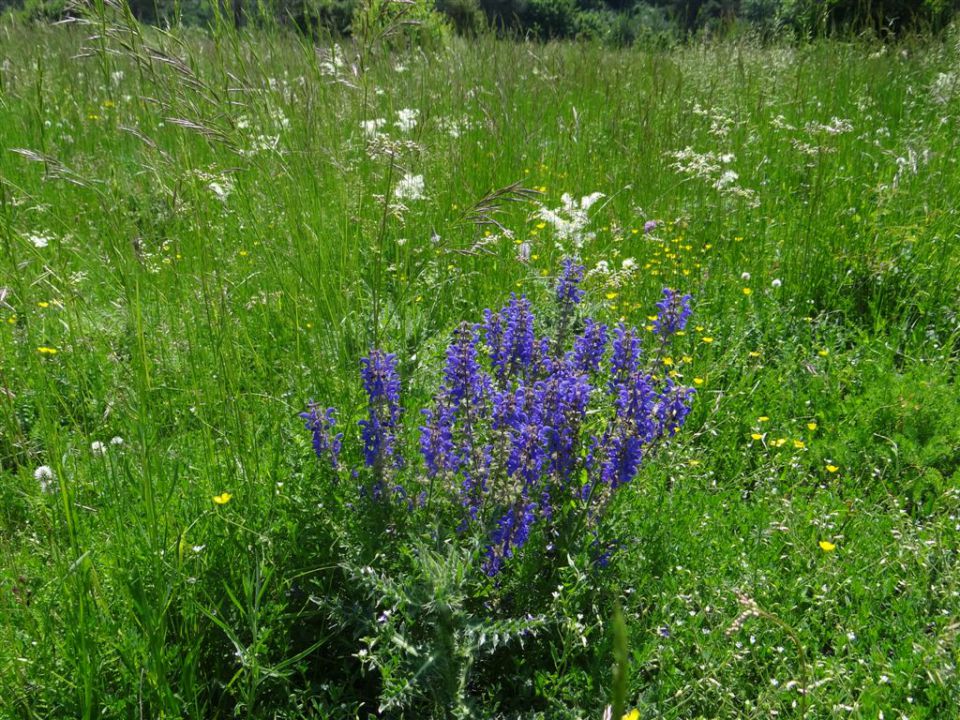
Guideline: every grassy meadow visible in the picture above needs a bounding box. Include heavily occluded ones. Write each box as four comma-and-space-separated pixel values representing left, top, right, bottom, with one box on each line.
1, 10, 959, 719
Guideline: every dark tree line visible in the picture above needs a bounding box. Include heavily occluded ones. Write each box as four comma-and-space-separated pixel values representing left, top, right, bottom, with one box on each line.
2, 0, 958, 42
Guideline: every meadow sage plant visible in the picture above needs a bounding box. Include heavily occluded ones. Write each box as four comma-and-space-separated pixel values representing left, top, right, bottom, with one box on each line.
303, 261, 695, 577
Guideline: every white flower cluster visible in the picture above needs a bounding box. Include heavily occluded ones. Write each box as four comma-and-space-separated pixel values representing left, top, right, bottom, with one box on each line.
536, 191, 605, 252
394, 173, 425, 201
668, 149, 759, 208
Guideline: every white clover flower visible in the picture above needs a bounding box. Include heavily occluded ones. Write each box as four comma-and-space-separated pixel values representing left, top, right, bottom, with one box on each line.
394, 173, 425, 201
395, 108, 419, 133
741, 272, 751, 281
110, 436, 124, 446
771, 278, 782, 288
91, 441, 106, 456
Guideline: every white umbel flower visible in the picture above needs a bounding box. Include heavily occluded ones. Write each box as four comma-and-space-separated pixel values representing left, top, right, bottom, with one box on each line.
394, 173, 425, 201
395, 108, 419, 133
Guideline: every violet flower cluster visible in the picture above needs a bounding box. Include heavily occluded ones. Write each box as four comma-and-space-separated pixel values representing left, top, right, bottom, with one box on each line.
303, 262, 695, 576
300, 403, 343, 469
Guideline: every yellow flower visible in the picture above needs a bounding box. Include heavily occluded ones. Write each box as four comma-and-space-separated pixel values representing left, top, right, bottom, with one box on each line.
807, 422, 818, 431
772, 438, 787, 447
606, 292, 618, 300
536, 222, 546, 230
818, 349, 830, 357
826, 464, 839, 473
751, 433, 763, 441
212, 492, 233, 505
701, 336, 714, 344
693, 377, 704, 386
793, 439, 805, 449
748, 351, 761, 358
37, 346, 58, 355
622, 711, 640, 720
662, 357, 674, 366
758, 416, 769, 422
818, 540, 836, 552
37, 301, 50, 308
742, 287, 752, 296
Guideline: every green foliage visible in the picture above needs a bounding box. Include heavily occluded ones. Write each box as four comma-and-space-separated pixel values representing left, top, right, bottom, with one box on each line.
523, 0, 579, 37
1, 8, 960, 718
608, 2, 676, 44
10, 0, 70, 21
276, 0, 358, 36
351, 0, 452, 51
436, 0, 485, 34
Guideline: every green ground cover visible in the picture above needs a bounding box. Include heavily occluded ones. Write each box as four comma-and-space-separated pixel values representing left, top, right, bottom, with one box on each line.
1, 12, 959, 718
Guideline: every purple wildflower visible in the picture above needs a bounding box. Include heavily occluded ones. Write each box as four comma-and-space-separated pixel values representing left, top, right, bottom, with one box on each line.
555, 258, 585, 308
535, 366, 592, 481
599, 431, 645, 489
643, 220, 659, 234
483, 295, 535, 383
419, 402, 456, 476
653, 288, 693, 339
656, 381, 696, 436
483, 501, 538, 576
614, 370, 658, 443
570, 319, 608, 374
358, 349, 404, 471
300, 403, 343, 469
610, 324, 641, 388
443, 323, 488, 409
506, 420, 549, 489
